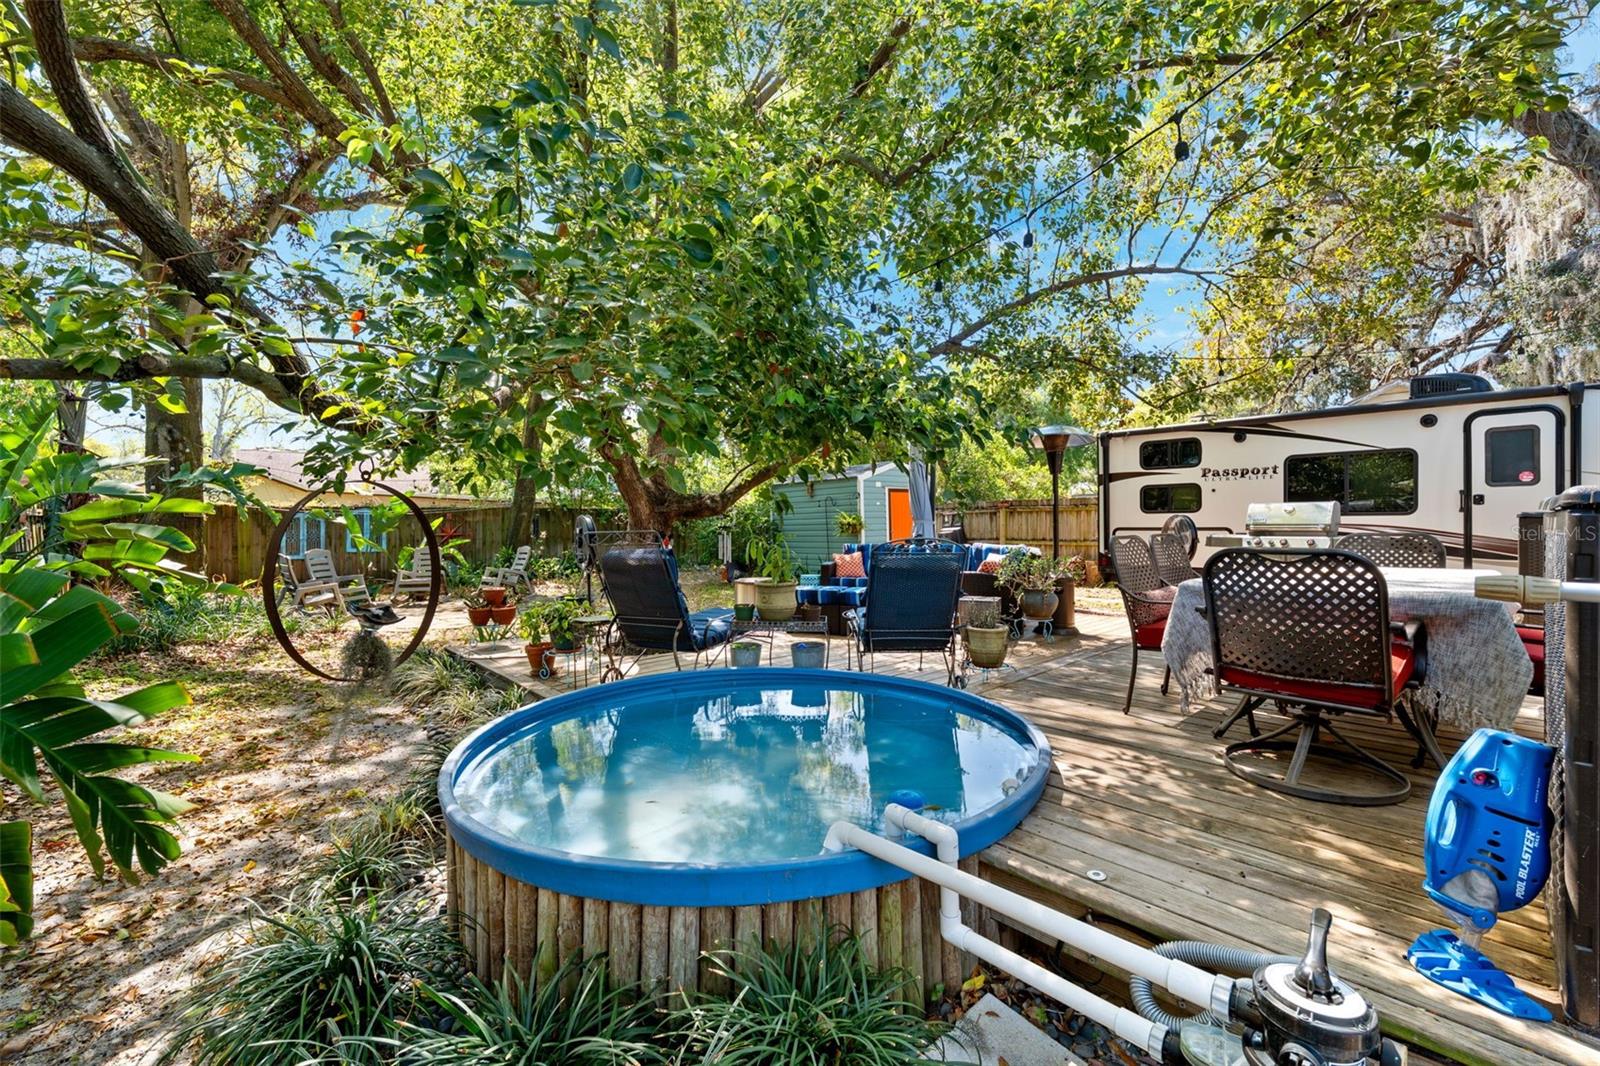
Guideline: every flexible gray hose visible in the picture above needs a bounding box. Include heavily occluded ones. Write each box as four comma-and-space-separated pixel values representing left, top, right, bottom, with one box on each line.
1128, 940, 1298, 1030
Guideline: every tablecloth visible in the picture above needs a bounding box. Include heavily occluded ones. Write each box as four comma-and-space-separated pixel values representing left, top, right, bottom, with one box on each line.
1161, 567, 1532, 731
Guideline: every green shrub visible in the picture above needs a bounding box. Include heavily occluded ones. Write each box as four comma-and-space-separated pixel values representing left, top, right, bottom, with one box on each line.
391, 649, 481, 707
396, 956, 663, 1066
166, 894, 460, 1066
527, 553, 580, 580
669, 934, 939, 1065
106, 584, 295, 654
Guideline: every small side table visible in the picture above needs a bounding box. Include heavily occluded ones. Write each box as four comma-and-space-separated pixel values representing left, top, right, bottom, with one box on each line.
573, 614, 613, 686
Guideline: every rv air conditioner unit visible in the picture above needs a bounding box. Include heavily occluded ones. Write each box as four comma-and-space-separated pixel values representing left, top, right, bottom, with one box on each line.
1410, 373, 1494, 399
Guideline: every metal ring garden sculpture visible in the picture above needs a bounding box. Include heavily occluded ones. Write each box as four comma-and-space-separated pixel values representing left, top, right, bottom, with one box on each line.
261, 477, 442, 681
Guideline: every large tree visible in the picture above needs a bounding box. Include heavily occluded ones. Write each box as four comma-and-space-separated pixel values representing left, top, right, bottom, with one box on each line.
4, 0, 1591, 527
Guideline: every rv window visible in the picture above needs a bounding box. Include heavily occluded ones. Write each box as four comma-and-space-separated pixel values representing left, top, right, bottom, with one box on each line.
1284, 449, 1417, 514
1139, 438, 1201, 469
1140, 483, 1201, 513
1484, 426, 1540, 486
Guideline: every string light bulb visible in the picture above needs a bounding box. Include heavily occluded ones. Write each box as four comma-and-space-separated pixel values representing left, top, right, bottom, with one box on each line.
1172, 109, 1190, 162
933, 279, 944, 294
1022, 229, 1034, 248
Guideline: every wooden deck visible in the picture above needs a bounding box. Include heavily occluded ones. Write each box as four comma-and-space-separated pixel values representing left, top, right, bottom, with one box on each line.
450, 611, 1599, 1066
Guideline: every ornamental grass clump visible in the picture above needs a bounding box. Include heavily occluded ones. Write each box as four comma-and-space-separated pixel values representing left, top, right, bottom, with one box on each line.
395, 956, 663, 1065
166, 894, 460, 1066
669, 933, 940, 1064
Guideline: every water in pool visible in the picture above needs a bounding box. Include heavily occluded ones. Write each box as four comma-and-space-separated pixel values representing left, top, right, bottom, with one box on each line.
452, 682, 1042, 865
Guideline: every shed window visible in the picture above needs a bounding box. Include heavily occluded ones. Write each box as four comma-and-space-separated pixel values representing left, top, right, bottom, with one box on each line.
344, 508, 388, 553
1140, 438, 1202, 469
1285, 449, 1417, 514
1140, 483, 1201, 513
1485, 426, 1540, 486
282, 513, 325, 560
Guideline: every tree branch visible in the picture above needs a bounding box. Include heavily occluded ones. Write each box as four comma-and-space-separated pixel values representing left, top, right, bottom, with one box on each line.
1512, 105, 1600, 202
205, 0, 345, 140
318, 0, 397, 125
1, 354, 296, 412
72, 35, 296, 109
851, 18, 910, 98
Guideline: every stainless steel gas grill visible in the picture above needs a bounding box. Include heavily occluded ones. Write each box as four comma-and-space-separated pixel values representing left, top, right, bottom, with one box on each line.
1204, 501, 1342, 550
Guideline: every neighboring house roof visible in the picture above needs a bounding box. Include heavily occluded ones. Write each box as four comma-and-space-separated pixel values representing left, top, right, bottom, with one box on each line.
235, 448, 472, 498
781, 462, 905, 485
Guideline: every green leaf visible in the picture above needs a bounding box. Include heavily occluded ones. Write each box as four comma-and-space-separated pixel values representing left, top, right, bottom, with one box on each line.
0, 821, 33, 942
622, 162, 644, 192
681, 237, 715, 263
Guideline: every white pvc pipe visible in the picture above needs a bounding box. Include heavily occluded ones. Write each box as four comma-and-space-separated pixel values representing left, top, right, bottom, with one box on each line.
825, 813, 1236, 1058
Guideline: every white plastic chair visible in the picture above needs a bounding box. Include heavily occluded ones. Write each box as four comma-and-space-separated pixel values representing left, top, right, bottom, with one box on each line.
304, 548, 372, 608
482, 545, 532, 592
390, 549, 434, 602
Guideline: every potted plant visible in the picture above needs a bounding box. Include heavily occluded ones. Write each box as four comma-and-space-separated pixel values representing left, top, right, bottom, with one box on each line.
481, 584, 508, 607
542, 598, 583, 651
734, 602, 756, 622
517, 606, 556, 675
489, 593, 518, 626
745, 536, 801, 622
730, 641, 762, 668
464, 592, 493, 627
963, 597, 1010, 669
997, 552, 1060, 621
1054, 555, 1089, 634
834, 511, 865, 540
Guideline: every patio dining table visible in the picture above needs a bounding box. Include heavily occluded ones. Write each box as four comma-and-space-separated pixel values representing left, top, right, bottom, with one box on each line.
1162, 566, 1533, 732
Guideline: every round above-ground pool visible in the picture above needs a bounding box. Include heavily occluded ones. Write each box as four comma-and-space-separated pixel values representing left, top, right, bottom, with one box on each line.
440, 668, 1049, 996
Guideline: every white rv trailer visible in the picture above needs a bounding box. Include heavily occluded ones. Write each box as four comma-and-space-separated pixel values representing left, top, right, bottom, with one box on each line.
1097, 374, 1599, 572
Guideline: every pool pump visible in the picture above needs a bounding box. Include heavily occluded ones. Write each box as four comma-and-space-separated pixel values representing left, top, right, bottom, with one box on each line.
824, 807, 1401, 1066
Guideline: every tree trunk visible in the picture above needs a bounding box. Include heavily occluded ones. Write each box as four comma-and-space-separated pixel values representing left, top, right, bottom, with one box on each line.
508, 401, 544, 550
54, 383, 86, 453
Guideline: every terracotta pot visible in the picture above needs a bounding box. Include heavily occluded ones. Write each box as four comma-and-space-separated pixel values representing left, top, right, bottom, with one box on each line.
754, 580, 799, 622
490, 604, 516, 625
1020, 588, 1058, 620
468, 605, 493, 626
524, 641, 554, 673
966, 625, 1010, 668
482, 586, 507, 606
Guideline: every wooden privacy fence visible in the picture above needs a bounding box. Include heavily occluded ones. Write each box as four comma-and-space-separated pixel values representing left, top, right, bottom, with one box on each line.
194, 501, 611, 585
939, 496, 1099, 560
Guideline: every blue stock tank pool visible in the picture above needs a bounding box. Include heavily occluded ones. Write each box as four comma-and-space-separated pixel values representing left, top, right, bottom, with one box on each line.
440, 669, 1050, 910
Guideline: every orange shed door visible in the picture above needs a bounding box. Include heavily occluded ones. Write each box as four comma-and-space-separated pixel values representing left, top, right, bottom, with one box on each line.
887, 488, 913, 541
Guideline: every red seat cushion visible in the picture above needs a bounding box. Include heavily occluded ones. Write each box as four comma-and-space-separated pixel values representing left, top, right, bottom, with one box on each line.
1520, 628, 1545, 691
1134, 620, 1166, 649
1219, 641, 1415, 710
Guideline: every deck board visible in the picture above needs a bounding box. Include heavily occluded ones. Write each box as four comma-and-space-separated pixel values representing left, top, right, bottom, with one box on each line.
449, 610, 1599, 1066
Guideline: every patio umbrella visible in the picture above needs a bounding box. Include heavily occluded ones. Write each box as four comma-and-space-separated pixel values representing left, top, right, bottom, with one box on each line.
908, 457, 936, 539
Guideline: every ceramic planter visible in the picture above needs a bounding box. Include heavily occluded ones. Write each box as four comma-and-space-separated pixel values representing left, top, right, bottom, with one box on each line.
1020, 588, 1059, 620
482, 586, 508, 607
730, 642, 762, 668
489, 604, 516, 625
524, 640, 553, 671
966, 625, 1010, 669
791, 641, 826, 669
754, 581, 799, 622
467, 605, 493, 626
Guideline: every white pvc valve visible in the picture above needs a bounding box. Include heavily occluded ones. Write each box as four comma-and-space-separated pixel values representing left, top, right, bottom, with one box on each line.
1475, 574, 1562, 605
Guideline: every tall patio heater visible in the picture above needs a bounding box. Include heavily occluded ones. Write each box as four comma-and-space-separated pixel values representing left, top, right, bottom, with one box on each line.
1029, 425, 1093, 558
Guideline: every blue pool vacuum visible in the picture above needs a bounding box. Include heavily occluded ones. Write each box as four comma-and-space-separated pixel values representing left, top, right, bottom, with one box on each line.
1408, 728, 1554, 1021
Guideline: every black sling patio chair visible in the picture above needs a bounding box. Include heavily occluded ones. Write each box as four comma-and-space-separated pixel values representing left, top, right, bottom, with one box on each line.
1203, 548, 1441, 806
846, 540, 967, 687
598, 545, 734, 680
1332, 531, 1448, 569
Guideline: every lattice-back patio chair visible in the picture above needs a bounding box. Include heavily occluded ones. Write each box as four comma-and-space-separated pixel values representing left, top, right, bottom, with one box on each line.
1149, 531, 1201, 585
847, 540, 966, 686
1332, 531, 1447, 569
482, 544, 533, 592
1202, 547, 1438, 806
303, 548, 372, 609
597, 545, 733, 680
1110, 535, 1175, 713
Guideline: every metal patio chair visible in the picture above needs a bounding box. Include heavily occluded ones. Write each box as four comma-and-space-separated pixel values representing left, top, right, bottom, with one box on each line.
1110, 535, 1174, 713
847, 539, 966, 686
482, 544, 533, 592
1332, 531, 1447, 569
1149, 530, 1201, 585
597, 545, 733, 680
1203, 548, 1440, 806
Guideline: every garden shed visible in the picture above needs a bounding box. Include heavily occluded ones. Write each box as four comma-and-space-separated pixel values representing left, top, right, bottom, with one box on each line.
773, 462, 913, 569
